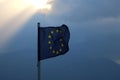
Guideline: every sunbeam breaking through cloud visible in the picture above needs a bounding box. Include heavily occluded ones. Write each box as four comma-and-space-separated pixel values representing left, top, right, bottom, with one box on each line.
0, 0, 39, 51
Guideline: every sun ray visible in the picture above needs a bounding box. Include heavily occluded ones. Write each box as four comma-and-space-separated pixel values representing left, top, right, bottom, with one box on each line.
0, 0, 36, 51
0, 7, 35, 49
0, 0, 54, 51
23, 0, 53, 13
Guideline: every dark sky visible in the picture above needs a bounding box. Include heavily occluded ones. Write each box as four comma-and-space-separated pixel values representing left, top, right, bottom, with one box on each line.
0, 0, 120, 80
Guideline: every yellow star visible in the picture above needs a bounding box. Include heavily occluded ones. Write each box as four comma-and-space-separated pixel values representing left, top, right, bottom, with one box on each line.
52, 50, 55, 54
49, 46, 52, 50
59, 49, 62, 52
48, 41, 51, 44
56, 51, 59, 54
48, 35, 51, 38
59, 39, 63, 42
56, 29, 59, 33
51, 31, 54, 34
61, 43, 64, 47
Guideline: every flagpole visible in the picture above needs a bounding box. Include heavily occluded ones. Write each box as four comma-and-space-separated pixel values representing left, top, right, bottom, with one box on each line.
37, 22, 40, 80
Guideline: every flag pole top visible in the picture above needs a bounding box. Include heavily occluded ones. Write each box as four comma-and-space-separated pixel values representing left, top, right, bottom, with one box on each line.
38, 22, 40, 27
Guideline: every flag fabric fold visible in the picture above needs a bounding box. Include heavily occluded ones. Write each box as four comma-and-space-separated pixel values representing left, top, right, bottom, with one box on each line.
38, 24, 70, 61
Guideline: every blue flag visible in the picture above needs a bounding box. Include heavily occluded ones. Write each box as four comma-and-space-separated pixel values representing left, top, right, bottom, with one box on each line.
38, 24, 70, 61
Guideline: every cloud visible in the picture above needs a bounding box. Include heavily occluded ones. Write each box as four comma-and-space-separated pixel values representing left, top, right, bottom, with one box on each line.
46, 0, 120, 23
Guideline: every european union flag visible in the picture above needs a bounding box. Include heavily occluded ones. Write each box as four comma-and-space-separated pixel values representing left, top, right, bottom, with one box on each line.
38, 24, 70, 61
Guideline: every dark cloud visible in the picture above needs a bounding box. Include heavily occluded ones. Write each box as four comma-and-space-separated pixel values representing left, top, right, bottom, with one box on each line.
47, 0, 120, 23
